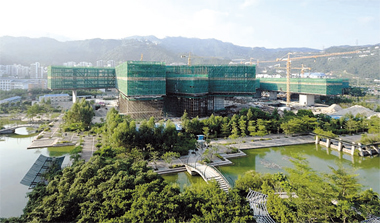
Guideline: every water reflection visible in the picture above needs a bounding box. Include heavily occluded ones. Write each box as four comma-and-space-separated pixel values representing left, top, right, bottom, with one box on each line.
162, 172, 207, 192
216, 144, 379, 194
0, 131, 71, 218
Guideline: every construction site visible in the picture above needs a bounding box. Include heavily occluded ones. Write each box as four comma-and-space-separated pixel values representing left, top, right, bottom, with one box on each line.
48, 60, 350, 119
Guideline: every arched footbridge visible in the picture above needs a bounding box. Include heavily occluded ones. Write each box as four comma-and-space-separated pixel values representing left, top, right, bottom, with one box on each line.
0, 124, 40, 134
185, 151, 231, 193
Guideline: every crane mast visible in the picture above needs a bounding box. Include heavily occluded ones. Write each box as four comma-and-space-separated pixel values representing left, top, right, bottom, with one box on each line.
280, 50, 359, 106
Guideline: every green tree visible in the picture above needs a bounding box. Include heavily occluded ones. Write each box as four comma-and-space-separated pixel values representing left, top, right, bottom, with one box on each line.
63, 98, 94, 131
239, 115, 247, 137
202, 126, 210, 140
280, 118, 304, 135
256, 119, 268, 137
313, 127, 337, 138
326, 165, 362, 222
150, 151, 160, 169
247, 120, 257, 136
220, 117, 230, 138
297, 109, 315, 118
284, 155, 335, 222
345, 119, 359, 134
161, 151, 180, 167
26, 103, 46, 120
247, 108, 253, 120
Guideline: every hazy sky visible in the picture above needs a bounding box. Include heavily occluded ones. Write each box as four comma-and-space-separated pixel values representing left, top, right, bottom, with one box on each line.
1, 0, 379, 49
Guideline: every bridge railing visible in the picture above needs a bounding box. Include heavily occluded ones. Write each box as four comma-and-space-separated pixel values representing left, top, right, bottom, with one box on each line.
204, 164, 232, 189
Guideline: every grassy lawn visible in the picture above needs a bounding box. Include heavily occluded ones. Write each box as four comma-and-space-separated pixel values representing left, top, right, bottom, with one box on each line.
48, 145, 75, 157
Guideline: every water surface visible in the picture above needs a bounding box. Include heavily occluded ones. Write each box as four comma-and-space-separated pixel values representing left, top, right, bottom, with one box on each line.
0, 127, 71, 218
164, 144, 380, 194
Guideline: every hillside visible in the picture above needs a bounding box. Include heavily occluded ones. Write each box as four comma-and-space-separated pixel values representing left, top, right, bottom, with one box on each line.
0, 36, 378, 79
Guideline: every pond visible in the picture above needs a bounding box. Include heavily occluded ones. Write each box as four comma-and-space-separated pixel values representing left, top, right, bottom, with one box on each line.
0, 127, 72, 218
163, 144, 380, 194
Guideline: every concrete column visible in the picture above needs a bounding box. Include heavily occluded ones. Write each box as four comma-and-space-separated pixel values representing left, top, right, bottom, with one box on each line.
358, 147, 364, 157
338, 139, 343, 151
268, 91, 277, 100
315, 135, 319, 144
351, 143, 355, 155
72, 90, 77, 103
373, 145, 379, 154
254, 89, 262, 98
358, 143, 364, 156
299, 94, 315, 106
326, 138, 331, 148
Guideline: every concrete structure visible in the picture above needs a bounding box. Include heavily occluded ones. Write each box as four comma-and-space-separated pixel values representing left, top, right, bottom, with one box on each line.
315, 134, 379, 157
268, 91, 277, 100
299, 94, 315, 106
39, 94, 70, 104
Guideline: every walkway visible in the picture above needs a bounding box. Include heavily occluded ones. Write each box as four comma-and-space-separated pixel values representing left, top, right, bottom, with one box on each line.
215, 135, 315, 150
186, 149, 231, 192
25, 115, 98, 162
81, 134, 96, 162
0, 124, 40, 134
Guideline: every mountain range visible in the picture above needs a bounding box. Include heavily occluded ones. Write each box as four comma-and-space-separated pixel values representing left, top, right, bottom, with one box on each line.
0, 36, 378, 79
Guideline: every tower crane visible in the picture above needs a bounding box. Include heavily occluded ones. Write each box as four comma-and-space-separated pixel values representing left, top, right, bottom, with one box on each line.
275, 64, 311, 77
249, 58, 278, 66
181, 53, 223, 66
277, 50, 359, 106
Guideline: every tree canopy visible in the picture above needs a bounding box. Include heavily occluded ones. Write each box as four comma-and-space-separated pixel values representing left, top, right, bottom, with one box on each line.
62, 98, 94, 131
18, 155, 253, 222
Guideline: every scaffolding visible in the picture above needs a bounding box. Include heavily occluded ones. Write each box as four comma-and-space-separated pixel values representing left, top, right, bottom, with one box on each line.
164, 96, 209, 117
48, 66, 116, 90
208, 65, 258, 95
258, 78, 348, 95
166, 66, 209, 96
115, 61, 166, 98
119, 94, 163, 119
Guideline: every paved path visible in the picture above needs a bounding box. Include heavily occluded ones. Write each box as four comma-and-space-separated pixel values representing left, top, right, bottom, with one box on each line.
27, 114, 98, 162
234, 135, 315, 150
207, 134, 315, 155
81, 135, 96, 162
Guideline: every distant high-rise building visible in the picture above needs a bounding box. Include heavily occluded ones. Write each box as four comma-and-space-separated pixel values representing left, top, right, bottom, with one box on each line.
77, 61, 92, 67
30, 62, 41, 79
107, 60, 115, 67
96, 60, 105, 67
63, 61, 76, 67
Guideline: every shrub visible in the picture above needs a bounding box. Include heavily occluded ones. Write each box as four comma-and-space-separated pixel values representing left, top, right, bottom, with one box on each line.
216, 153, 225, 161
227, 147, 239, 154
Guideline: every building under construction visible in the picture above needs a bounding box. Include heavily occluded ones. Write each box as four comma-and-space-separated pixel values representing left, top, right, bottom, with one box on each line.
164, 65, 259, 117
48, 61, 349, 118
